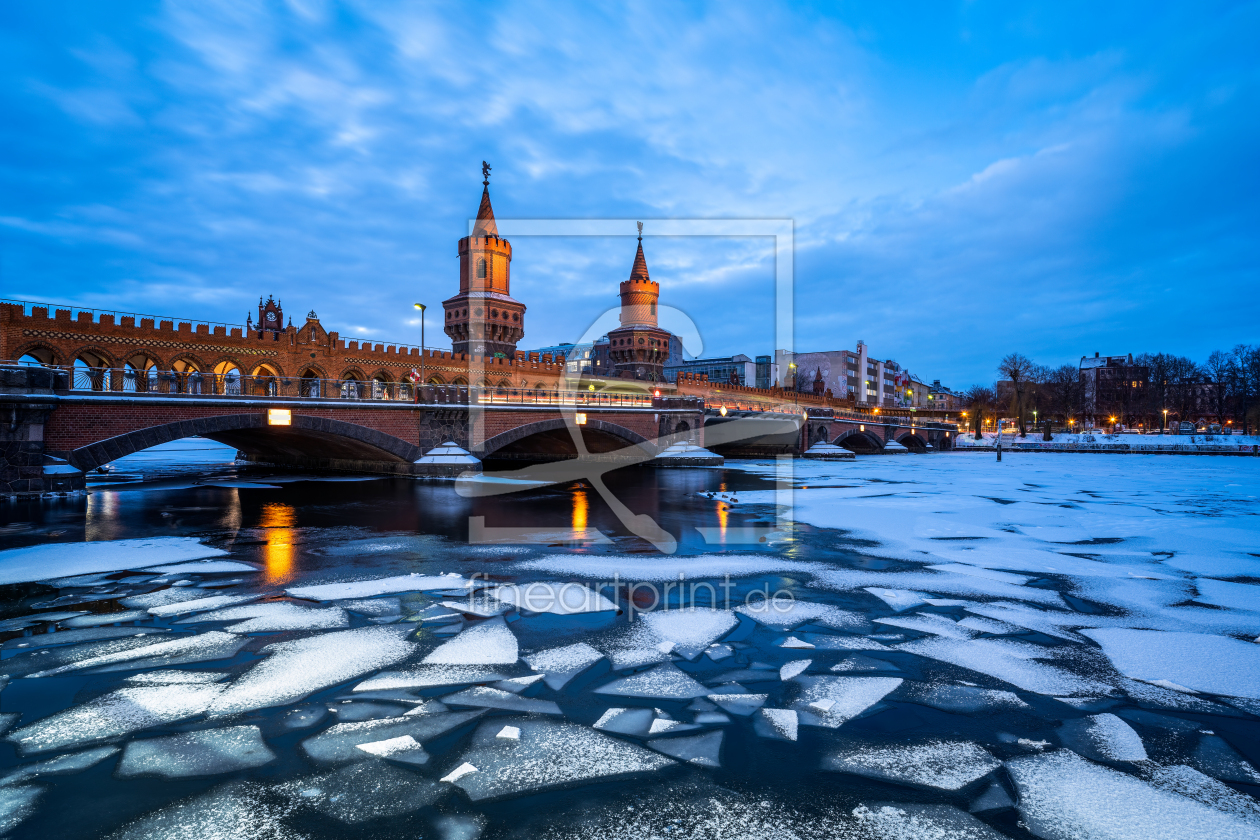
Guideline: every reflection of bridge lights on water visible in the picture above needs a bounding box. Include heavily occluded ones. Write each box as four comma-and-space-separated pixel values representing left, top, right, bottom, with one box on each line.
259, 502, 297, 584
571, 486, 588, 537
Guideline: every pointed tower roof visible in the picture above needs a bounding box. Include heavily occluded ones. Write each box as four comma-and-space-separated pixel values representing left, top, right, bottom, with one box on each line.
473, 185, 498, 237
629, 235, 650, 283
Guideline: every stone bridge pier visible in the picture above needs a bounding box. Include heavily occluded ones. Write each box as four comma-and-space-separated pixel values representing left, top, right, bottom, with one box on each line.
0, 365, 84, 498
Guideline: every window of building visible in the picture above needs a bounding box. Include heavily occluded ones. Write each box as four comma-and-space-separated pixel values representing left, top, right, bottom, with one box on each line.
476, 259, 487, 279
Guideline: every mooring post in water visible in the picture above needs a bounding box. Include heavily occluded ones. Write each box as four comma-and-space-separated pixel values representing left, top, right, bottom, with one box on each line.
996, 425, 1002, 462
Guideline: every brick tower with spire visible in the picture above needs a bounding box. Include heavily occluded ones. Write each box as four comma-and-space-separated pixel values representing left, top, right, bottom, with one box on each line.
608, 223, 671, 381
443, 162, 526, 358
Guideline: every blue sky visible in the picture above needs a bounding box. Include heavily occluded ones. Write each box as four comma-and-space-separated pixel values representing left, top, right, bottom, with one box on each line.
2, 1, 1256, 387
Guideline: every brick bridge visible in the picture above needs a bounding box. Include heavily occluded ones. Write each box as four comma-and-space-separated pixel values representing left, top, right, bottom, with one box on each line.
0, 299, 956, 497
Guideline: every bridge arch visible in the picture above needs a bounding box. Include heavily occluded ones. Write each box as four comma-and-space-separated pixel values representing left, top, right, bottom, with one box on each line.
834, 428, 884, 454
15, 342, 61, 366
480, 417, 653, 463
66, 413, 420, 472
896, 432, 929, 453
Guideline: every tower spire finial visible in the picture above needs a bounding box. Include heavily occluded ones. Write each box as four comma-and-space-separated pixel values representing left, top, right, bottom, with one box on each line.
482, 160, 491, 186
636, 220, 643, 241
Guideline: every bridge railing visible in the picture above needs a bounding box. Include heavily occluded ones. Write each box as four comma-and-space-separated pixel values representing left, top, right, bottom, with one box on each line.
701, 396, 956, 428
13, 362, 701, 410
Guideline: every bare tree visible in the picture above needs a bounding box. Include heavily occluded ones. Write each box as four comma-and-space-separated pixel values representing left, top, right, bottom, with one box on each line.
1234, 344, 1259, 435
1043, 364, 1081, 426
1204, 350, 1233, 425
997, 353, 1035, 437
963, 385, 994, 439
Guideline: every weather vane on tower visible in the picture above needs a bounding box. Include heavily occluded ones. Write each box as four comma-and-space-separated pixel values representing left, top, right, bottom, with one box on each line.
637, 220, 643, 241
482, 160, 491, 186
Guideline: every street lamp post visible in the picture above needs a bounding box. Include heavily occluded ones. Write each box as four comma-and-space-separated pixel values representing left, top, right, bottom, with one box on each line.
1162, 408, 1168, 435
413, 303, 426, 405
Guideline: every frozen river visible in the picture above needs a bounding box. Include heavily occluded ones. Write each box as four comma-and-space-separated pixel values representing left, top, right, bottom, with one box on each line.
0, 445, 1258, 839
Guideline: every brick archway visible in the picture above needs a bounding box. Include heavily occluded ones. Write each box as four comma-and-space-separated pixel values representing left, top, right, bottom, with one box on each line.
66, 413, 420, 472
479, 417, 653, 459
834, 428, 884, 454
896, 432, 929, 453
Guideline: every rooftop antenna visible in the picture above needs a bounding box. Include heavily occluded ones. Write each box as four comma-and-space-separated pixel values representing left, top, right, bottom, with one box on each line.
482, 160, 491, 186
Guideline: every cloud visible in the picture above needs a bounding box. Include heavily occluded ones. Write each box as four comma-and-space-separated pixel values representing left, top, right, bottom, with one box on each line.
0, 1, 1256, 385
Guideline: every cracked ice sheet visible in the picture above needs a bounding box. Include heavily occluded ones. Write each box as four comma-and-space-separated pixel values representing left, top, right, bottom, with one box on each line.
422, 616, 518, 665
1081, 629, 1260, 699
208, 626, 416, 717
286, 573, 468, 601
624, 608, 738, 659
28, 631, 248, 678
447, 718, 673, 802
823, 741, 1001, 791
488, 583, 616, 614
814, 568, 1067, 607
897, 636, 1111, 696
7, 684, 224, 755
0, 538, 227, 586
103, 781, 303, 840
524, 643, 605, 690
176, 602, 350, 633
513, 553, 825, 581
788, 676, 903, 728
736, 599, 866, 630
1006, 749, 1260, 840
116, 725, 276, 778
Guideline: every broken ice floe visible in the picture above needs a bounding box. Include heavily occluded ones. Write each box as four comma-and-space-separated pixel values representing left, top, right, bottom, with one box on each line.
445, 718, 674, 801
0, 746, 119, 786
1006, 749, 1260, 840
28, 631, 247, 678
1058, 713, 1148, 763
300, 711, 484, 764
647, 730, 724, 768
788, 676, 903, 728
148, 594, 260, 618
897, 636, 1111, 696
736, 599, 865, 631
780, 659, 811, 681
422, 616, 518, 665
0, 786, 43, 836
624, 608, 738, 660
7, 684, 224, 754
141, 560, 259, 574
354, 665, 507, 693
116, 725, 276, 778
593, 664, 710, 700
900, 683, 1029, 714
523, 643, 605, 690
123, 670, 227, 686
178, 602, 350, 633
852, 803, 1009, 840
61, 611, 151, 628
706, 693, 767, 716
754, 708, 798, 741
283, 760, 442, 823
441, 686, 562, 715
488, 583, 617, 614
208, 626, 416, 717
514, 554, 823, 582
1191, 733, 1260, 784
823, 741, 1001, 790
1082, 628, 1260, 699
104, 781, 299, 840
1, 626, 169, 650
354, 734, 431, 766
0, 537, 226, 586
287, 573, 469, 601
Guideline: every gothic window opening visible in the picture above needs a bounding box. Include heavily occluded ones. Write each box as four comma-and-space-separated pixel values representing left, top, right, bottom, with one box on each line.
476, 258, 487, 279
